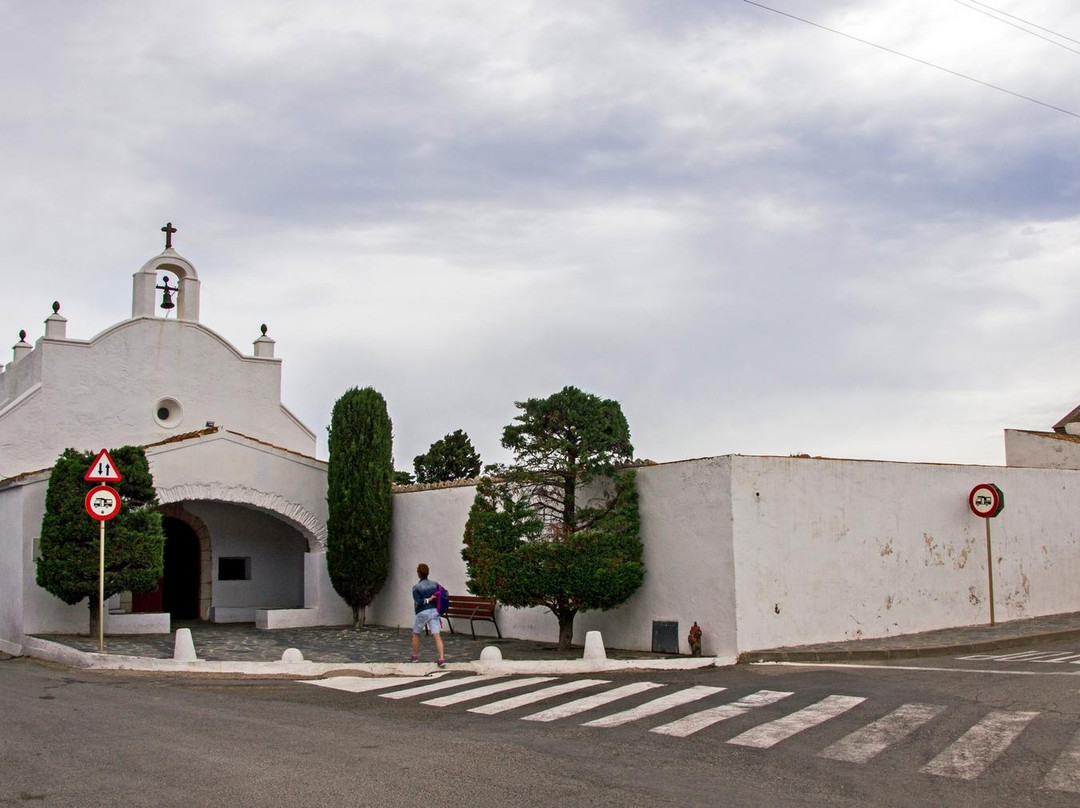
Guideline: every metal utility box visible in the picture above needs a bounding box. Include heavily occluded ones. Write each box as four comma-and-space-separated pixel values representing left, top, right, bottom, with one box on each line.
652, 620, 679, 654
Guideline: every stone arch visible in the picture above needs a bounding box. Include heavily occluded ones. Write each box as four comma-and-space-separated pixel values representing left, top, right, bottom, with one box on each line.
159, 503, 213, 621
156, 482, 327, 551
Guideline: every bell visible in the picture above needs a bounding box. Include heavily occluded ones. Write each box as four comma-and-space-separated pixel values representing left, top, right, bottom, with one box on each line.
156, 277, 177, 310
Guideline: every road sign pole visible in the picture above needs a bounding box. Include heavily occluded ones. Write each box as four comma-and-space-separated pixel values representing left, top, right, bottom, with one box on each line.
989, 514, 993, 626
98, 520, 105, 652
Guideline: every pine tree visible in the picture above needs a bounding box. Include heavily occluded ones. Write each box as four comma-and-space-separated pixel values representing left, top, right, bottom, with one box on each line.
326, 387, 393, 627
413, 429, 481, 483
462, 386, 644, 650
35, 446, 165, 635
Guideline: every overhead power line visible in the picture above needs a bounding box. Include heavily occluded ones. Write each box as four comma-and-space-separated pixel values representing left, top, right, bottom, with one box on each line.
951, 0, 1080, 56
959, 0, 1080, 47
742, 0, 1080, 120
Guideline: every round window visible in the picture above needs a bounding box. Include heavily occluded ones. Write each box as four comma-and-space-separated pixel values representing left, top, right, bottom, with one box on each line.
153, 397, 183, 429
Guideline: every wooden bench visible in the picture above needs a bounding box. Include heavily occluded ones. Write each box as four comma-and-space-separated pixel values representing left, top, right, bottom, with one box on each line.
442, 595, 501, 640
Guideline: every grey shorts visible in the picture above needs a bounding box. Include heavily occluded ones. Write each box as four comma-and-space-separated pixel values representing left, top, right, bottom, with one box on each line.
413, 608, 441, 634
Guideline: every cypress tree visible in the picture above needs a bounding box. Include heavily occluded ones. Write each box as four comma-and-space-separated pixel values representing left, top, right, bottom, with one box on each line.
35, 446, 165, 635
326, 386, 393, 627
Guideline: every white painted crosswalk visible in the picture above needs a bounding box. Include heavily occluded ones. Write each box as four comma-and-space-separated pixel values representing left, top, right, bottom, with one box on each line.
651, 689, 792, 738
819, 703, 946, 763
300, 674, 1080, 792
581, 685, 724, 728
727, 694, 866, 749
921, 710, 1039, 780
958, 649, 1080, 664
522, 681, 664, 722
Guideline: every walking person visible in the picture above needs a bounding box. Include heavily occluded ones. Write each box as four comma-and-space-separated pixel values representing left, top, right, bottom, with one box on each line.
411, 563, 445, 667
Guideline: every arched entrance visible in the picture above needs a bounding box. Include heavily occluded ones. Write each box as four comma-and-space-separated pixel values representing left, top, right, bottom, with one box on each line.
161, 517, 201, 619
132, 516, 203, 619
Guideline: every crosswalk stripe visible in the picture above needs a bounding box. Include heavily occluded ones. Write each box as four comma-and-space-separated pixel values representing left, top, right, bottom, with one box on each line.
582, 686, 726, 728
921, 710, 1038, 780
522, 682, 664, 722
422, 677, 556, 707
380, 676, 502, 700
651, 689, 794, 738
727, 695, 867, 749
302, 675, 441, 693
818, 703, 946, 763
469, 679, 611, 715
1032, 653, 1080, 664
1042, 727, 1080, 793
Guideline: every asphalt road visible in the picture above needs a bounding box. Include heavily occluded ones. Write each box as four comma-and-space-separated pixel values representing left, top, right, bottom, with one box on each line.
3, 638, 1080, 807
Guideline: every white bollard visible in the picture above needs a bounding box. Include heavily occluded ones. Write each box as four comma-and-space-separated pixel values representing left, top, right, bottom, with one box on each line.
583, 630, 607, 660
173, 628, 197, 661
281, 648, 304, 663
479, 645, 503, 663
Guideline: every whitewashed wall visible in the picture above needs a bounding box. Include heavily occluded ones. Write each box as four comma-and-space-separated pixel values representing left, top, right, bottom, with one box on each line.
5, 449, 1080, 656
369, 459, 739, 659
0, 483, 27, 644
1005, 429, 1080, 470
0, 317, 315, 475
730, 455, 1080, 652
15, 475, 91, 635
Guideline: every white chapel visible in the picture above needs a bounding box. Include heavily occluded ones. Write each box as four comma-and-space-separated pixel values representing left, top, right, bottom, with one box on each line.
0, 226, 350, 642
4, 226, 1080, 660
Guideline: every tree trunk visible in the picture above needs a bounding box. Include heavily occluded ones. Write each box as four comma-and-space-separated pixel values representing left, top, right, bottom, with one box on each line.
352, 604, 366, 629
556, 610, 576, 651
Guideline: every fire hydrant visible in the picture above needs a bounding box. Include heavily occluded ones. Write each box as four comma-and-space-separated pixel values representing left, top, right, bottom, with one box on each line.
688, 622, 702, 656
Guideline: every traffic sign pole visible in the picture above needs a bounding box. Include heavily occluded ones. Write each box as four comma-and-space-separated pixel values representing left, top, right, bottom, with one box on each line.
84, 477, 122, 652
985, 517, 995, 627
99, 520, 105, 652
969, 483, 1004, 628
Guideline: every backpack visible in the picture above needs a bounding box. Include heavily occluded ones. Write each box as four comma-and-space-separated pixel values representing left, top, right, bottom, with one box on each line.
432, 583, 451, 616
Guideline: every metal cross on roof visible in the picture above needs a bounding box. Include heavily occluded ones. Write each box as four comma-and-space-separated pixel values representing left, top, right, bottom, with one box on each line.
161, 221, 177, 250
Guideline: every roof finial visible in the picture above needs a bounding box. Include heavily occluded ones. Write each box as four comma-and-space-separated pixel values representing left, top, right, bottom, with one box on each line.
18, 329, 27, 342
161, 221, 177, 250
260, 323, 268, 336
52, 301, 60, 314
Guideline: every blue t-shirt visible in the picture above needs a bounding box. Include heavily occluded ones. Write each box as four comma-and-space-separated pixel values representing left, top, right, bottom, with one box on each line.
413, 579, 438, 614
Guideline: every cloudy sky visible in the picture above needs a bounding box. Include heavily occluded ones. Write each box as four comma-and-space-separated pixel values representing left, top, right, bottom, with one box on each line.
2, 0, 1078, 470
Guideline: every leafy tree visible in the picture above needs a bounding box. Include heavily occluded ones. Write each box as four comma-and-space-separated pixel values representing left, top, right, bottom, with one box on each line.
326, 386, 393, 627
462, 386, 644, 650
393, 470, 415, 486
36, 446, 165, 635
413, 429, 481, 483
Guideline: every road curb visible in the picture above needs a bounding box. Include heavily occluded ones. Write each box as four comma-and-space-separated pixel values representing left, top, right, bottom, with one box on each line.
16, 636, 734, 677
738, 627, 1080, 664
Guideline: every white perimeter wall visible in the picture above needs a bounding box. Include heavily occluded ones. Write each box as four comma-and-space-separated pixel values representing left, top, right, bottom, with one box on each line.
14, 476, 91, 635
0, 484, 26, 642
370, 459, 738, 658
731, 455, 1080, 652
1005, 429, 1080, 470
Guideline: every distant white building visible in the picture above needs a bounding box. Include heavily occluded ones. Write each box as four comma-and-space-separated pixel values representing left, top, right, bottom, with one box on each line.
2, 228, 1079, 661
0, 230, 350, 646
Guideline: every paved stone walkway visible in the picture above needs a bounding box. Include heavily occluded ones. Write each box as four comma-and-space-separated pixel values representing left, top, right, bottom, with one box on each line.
743, 610, 1080, 662
31, 610, 1080, 665
34, 621, 677, 664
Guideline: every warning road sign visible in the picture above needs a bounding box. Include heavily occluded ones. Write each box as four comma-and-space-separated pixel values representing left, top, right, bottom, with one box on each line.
85, 449, 123, 483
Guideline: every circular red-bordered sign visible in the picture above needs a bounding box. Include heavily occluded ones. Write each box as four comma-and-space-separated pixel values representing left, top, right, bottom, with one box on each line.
85, 485, 121, 521
969, 483, 1004, 518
